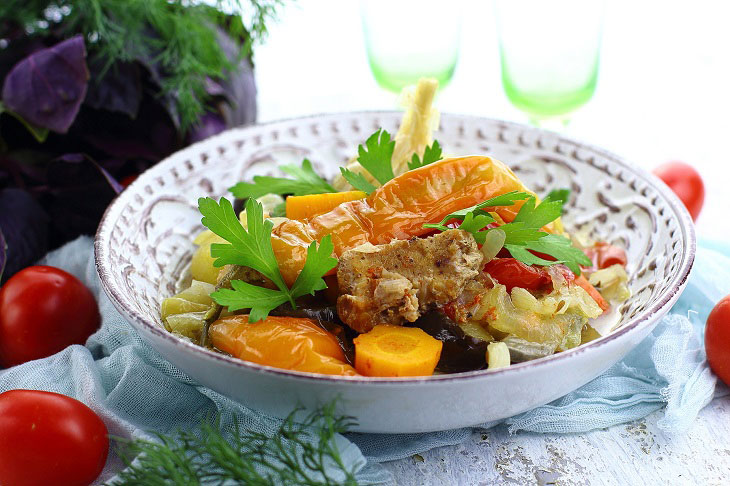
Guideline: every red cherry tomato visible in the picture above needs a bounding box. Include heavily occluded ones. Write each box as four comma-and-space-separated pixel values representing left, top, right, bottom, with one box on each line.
484, 258, 554, 292
653, 161, 705, 221
583, 242, 628, 270
120, 174, 138, 188
705, 295, 730, 386
0, 389, 109, 486
485, 259, 608, 311
0, 266, 100, 368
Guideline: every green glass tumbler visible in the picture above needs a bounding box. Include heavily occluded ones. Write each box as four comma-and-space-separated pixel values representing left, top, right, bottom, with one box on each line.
361, 0, 462, 93
495, 0, 605, 126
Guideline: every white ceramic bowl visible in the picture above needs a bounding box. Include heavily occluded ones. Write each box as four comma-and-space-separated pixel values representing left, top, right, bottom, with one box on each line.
95, 112, 695, 433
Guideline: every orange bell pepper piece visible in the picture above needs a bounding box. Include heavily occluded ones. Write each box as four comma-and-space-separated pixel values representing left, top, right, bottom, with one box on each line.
272, 156, 532, 285
286, 190, 367, 221
209, 315, 358, 376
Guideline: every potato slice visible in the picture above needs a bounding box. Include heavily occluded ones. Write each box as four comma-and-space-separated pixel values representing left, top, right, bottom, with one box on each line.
191, 232, 226, 284
175, 280, 215, 305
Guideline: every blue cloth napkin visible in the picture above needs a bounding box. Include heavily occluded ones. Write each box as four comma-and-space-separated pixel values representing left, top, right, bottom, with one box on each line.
1, 237, 728, 484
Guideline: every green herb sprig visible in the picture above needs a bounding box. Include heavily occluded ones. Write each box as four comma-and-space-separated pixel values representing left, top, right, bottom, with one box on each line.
199, 196, 337, 321
408, 140, 442, 170
229, 129, 444, 199
229, 159, 336, 200
0, 0, 283, 129
341, 129, 443, 194
424, 190, 591, 274
424, 191, 533, 234
340, 129, 395, 193
111, 402, 359, 486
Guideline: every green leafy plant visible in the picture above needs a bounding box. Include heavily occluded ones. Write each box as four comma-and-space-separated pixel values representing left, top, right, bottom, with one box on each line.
340, 129, 443, 194
198, 197, 337, 322
0, 0, 283, 284
229, 129, 444, 202
407, 140, 442, 170
229, 159, 336, 200
340, 129, 395, 193
111, 402, 359, 486
0, 0, 282, 129
425, 190, 591, 274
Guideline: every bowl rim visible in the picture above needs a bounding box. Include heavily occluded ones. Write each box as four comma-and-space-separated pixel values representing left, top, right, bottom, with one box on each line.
94, 110, 696, 385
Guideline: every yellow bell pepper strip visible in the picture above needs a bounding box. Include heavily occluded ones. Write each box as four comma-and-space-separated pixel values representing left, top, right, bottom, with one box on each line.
209, 315, 358, 376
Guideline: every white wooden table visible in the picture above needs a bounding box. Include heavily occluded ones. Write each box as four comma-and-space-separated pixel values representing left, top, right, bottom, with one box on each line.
253, 1, 730, 483
380, 391, 730, 485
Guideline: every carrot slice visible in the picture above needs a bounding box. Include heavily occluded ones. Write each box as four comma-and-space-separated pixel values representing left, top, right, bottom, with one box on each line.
353, 325, 443, 377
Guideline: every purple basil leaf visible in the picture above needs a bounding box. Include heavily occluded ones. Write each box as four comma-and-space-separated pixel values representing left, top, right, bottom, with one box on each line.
85, 58, 142, 118
0, 150, 51, 189
1, 35, 89, 134
187, 112, 226, 143
45, 153, 122, 242
73, 99, 180, 162
0, 188, 49, 284
0, 37, 46, 81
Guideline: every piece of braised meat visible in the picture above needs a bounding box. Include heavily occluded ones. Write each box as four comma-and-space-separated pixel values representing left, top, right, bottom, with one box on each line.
336, 230, 484, 333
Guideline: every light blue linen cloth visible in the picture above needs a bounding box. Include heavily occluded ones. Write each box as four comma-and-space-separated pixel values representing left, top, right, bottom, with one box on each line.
0, 236, 727, 484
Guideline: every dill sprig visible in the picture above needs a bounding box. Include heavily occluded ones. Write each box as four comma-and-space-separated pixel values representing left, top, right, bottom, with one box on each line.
0, 0, 283, 129
110, 402, 360, 486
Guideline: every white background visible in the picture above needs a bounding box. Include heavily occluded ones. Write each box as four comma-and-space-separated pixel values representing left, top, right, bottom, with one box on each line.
253, 0, 730, 243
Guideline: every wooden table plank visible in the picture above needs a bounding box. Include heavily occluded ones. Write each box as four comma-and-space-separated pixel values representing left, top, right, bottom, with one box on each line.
384, 396, 730, 485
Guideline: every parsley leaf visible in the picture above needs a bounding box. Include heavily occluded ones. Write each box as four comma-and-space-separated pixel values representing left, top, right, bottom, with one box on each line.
520, 234, 592, 274
341, 130, 444, 194
408, 140, 443, 170
499, 222, 548, 246
289, 235, 338, 299
201, 197, 289, 296
356, 129, 395, 185
280, 160, 332, 189
198, 197, 338, 321
503, 243, 556, 267
340, 129, 395, 194
455, 212, 497, 244
228, 159, 335, 199
423, 189, 591, 275
212, 281, 291, 323
499, 196, 590, 273
511, 195, 563, 229
423, 190, 532, 230
545, 188, 570, 204
339, 167, 376, 193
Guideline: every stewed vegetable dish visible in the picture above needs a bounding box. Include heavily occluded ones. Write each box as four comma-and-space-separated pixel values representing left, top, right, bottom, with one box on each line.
161, 79, 630, 377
